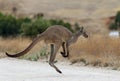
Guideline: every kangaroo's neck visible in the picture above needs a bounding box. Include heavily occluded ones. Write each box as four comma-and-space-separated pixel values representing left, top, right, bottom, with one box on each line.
68, 31, 82, 46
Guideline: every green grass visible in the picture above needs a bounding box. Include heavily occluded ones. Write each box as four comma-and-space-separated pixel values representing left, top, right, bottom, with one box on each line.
20, 46, 49, 61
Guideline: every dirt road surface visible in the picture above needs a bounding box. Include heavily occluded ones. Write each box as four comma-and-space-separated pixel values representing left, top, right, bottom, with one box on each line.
0, 58, 120, 81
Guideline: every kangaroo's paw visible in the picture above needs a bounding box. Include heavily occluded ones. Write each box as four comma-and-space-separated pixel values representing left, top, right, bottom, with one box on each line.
60, 51, 65, 55
56, 69, 62, 74
60, 52, 68, 57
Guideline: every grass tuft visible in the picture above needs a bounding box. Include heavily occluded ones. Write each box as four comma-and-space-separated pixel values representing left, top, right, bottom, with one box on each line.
69, 35, 120, 68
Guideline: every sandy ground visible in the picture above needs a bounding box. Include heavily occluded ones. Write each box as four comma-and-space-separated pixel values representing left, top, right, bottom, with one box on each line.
1, 0, 120, 19
19, 0, 120, 19
0, 58, 120, 81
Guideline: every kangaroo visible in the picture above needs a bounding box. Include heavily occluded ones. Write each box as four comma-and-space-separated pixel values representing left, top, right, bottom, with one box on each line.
6, 25, 88, 74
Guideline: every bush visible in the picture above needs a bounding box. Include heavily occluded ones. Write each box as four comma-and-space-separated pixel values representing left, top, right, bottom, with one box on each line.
21, 18, 74, 37
115, 11, 120, 26
21, 17, 51, 37
0, 12, 31, 37
0, 12, 74, 37
74, 23, 80, 31
109, 23, 118, 30
49, 19, 73, 32
0, 14, 20, 37
109, 11, 120, 30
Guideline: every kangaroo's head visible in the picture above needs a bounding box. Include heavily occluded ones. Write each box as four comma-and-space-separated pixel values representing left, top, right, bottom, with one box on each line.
75, 27, 88, 38
68, 26, 88, 46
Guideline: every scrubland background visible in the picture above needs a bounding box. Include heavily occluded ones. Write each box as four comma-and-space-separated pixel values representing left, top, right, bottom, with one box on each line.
0, 0, 120, 70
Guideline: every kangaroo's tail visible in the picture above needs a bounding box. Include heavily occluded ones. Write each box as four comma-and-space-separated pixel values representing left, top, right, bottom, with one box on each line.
6, 34, 44, 57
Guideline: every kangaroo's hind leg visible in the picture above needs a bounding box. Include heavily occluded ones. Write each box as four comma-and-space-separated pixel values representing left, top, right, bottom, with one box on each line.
61, 42, 69, 57
49, 43, 62, 74
60, 42, 66, 55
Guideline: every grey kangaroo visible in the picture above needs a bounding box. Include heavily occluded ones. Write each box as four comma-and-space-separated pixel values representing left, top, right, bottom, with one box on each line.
6, 25, 88, 74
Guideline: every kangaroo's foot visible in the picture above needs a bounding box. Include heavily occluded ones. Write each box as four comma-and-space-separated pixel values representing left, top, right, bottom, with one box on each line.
49, 62, 62, 74
60, 51, 69, 57
56, 69, 62, 74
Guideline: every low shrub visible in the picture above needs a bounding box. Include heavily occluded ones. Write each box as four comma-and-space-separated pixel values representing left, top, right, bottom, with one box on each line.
0, 12, 74, 37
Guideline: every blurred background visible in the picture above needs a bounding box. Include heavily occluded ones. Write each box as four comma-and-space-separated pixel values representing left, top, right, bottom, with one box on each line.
0, 0, 120, 70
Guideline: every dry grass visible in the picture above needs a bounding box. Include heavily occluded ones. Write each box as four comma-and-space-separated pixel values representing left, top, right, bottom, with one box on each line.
0, 37, 47, 58
0, 36, 120, 69
0, 37, 31, 52
0, 37, 31, 58
69, 35, 120, 68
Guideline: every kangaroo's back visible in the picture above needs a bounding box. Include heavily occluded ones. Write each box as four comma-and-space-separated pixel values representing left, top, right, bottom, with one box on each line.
43, 25, 73, 43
